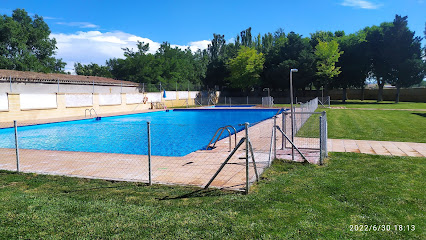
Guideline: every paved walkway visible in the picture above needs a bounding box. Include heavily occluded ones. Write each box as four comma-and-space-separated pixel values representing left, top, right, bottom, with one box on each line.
328, 139, 426, 157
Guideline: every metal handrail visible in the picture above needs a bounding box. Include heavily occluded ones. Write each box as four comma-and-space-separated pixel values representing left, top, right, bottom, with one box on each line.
90, 108, 98, 118
274, 107, 286, 117
85, 108, 98, 118
206, 125, 237, 152
85, 108, 90, 118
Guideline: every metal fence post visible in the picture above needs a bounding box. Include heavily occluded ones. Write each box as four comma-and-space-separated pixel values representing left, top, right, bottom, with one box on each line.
273, 116, 277, 159
147, 122, 152, 185
281, 112, 285, 149
291, 108, 295, 161
245, 122, 249, 195
14, 120, 20, 172
325, 114, 328, 156
319, 115, 323, 165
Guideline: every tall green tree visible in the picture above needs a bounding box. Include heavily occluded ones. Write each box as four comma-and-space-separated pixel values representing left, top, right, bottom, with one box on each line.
226, 46, 265, 90
365, 23, 393, 102
314, 40, 343, 91
204, 34, 229, 88
262, 31, 316, 91
0, 9, 65, 73
383, 15, 425, 103
240, 27, 253, 48
335, 31, 370, 102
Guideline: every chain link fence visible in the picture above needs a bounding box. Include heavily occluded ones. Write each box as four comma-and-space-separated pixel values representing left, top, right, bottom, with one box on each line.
0, 115, 279, 193
0, 100, 327, 194
318, 96, 331, 108
142, 82, 203, 92
272, 98, 328, 165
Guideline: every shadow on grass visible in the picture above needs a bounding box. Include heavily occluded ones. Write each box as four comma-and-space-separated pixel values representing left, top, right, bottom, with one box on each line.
61, 182, 149, 193
412, 112, 426, 118
158, 188, 240, 200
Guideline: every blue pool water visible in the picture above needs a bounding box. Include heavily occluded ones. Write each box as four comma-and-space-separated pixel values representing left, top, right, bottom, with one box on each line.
0, 109, 281, 156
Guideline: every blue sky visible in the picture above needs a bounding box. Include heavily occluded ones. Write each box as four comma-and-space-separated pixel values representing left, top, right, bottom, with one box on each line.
1, 0, 425, 73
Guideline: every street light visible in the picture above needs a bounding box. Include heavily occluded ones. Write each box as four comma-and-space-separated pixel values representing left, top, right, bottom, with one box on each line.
290, 69, 298, 161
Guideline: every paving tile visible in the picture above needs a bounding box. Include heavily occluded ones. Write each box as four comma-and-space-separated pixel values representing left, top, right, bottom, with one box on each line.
327, 139, 426, 158
381, 142, 407, 156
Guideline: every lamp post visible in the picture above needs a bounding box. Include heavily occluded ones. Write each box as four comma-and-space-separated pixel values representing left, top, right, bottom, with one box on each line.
290, 69, 298, 161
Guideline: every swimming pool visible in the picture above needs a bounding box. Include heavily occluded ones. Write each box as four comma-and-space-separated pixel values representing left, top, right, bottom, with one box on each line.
0, 109, 282, 157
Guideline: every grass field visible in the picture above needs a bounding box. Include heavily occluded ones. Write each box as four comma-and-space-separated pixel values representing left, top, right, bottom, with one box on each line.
275, 100, 426, 110
325, 109, 426, 142
329, 100, 426, 109
0, 153, 424, 239
296, 109, 426, 143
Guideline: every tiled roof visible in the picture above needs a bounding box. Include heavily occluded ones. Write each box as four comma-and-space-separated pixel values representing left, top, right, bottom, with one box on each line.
0, 69, 138, 86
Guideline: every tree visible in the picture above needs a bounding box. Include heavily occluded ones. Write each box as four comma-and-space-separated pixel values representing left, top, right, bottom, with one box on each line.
383, 15, 426, 103
335, 31, 370, 102
364, 24, 391, 102
262, 31, 316, 91
0, 8, 65, 73
226, 46, 265, 90
314, 40, 343, 91
240, 27, 253, 47
74, 62, 113, 78
204, 34, 229, 88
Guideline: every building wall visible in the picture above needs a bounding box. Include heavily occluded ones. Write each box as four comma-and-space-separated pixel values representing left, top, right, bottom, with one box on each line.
0, 91, 211, 122
0, 93, 8, 111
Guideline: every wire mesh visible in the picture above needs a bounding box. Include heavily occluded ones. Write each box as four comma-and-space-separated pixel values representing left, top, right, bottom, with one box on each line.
0, 114, 277, 192
319, 96, 331, 108
273, 97, 327, 165
217, 97, 266, 105
0, 121, 17, 172
144, 82, 203, 92
0, 120, 150, 182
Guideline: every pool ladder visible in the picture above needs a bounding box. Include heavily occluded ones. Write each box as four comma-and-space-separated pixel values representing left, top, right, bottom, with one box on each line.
206, 125, 237, 152
85, 108, 98, 118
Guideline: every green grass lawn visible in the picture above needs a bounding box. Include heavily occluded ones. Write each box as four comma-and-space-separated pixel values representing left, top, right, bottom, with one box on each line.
0, 153, 424, 239
323, 109, 426, 142
330, 100, 426, 110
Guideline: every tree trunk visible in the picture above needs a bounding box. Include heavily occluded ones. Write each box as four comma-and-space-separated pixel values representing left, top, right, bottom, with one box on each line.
377, 81, 384, 102
342, 87, 347, 103
395, 86, 400, 103
361, 85, 365, 101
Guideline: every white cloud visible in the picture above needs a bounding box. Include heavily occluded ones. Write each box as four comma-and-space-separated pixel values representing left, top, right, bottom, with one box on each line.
341, 0, 382, 9
56, 21, 100, 28
188, 40, 211, 52
50, 31, 210, 73
42, 16, 58, 20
